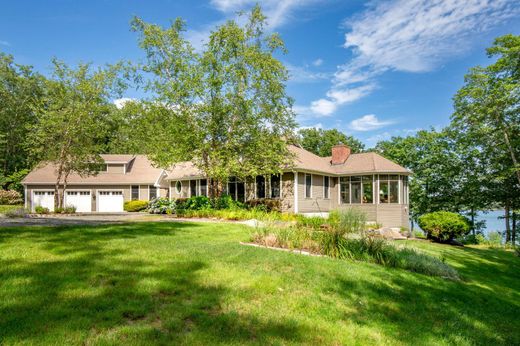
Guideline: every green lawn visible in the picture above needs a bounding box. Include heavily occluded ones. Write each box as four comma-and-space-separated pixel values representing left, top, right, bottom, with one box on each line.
0, 205, 23, 213
0, 222, 518, 345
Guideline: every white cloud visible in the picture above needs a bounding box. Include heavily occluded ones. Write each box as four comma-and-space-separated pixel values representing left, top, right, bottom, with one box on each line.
210, 0, 321, 29
310, 84, 375, 116
312, 58, 323, 66
307, 0, 519, 117
113, 97, 136, 109
349, 114, 395, 132
286, 63, 330, 83
364, 128, 422, 147
0, 40, 10, 46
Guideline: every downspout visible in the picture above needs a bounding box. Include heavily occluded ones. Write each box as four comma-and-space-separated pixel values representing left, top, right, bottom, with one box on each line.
293, 171, 299, 213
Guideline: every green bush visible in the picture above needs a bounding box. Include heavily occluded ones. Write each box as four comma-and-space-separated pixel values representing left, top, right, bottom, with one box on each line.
418, 211, 470, 242
148, 197, 175, 214
183, 196, 212, 210
396, 248, 460, 280
245, 198, 281, 212
486, 231, 503, 248
515, 247, 520, 257
329, 208, 367, 235
0, 190, 23, 205
34, 206, 50, 214
64, 206, 76, 214
211, 194, 243, 210
124, 200, 149, 212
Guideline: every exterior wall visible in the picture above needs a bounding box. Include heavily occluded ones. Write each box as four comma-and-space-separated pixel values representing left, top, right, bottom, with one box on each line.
170, 180, 191, 199
296, 172, 334, 212
106, 164, 125, 174
26, 184, 168, 211
26, 184, 131, 212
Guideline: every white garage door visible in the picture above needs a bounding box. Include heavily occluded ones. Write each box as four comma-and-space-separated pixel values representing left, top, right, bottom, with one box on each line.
33, 191, 54, 212
98, 191, 124, 212
65, 191, 92, 212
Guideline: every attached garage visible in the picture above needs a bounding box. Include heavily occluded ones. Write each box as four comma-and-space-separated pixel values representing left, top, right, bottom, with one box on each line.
97, 190, 124, 212
32, 191, 55, 212
64, 190, 92, 212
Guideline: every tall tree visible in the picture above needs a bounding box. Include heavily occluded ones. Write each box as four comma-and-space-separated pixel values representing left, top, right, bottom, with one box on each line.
132, 6, 296, 194
452, 34, 520, 238
28, 60, 127, 208
0, 53, 45, 189
375, 129, 467, 228
298, 128, 364, 157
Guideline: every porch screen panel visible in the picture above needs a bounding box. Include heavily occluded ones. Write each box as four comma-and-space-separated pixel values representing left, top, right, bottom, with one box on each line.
350, 176, 361, 203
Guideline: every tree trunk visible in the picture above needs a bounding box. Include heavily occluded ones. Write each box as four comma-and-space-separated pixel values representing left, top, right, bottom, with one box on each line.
470, 207, 476, 235
512, 210, 517, 246
505, 203, 511, 244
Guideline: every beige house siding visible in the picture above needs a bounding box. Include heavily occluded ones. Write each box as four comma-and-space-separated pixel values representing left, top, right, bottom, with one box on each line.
106, 164, 125, 174
295, 173, 334, 212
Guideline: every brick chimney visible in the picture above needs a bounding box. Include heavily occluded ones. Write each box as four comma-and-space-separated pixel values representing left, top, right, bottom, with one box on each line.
331, 144, 351, 165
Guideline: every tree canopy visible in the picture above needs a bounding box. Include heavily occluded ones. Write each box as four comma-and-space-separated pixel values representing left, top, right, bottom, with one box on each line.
130, 6, 296, 193
298, 128, 364, 157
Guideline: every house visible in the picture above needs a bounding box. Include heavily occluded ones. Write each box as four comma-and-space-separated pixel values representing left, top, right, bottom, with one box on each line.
22, 144, 411, 228
167, 144, 411, 228
22, 155, 169, 213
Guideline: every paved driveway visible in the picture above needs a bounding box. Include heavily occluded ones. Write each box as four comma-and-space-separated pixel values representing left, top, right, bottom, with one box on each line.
0, 213, 248, 227
0, 213, 172, 227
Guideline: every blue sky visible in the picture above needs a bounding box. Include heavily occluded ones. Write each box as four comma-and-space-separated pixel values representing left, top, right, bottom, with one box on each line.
1, 0, 519, 147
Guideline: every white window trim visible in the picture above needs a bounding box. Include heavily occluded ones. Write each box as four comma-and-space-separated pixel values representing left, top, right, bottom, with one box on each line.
293, 172, 299, 213
175, 181, 182, 195
323, 176, 330, 199
131, 185, 140, 200
305, 173, 313, 199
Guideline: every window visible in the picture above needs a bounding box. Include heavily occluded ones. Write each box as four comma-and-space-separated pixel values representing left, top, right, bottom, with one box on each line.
340, 176, 374, 204
175, 181, 182, 194
131, 185, 139, 200
256, 176, 266, 198
149, 185, 157, 200
378, 175, 399, 204
228, 177, 245, 202
323, 176, 330, 199
403, 176, 408, 204
340, 177, 349, 203
190, 180, 197, 197
270, 174, 281, 198
305, 174, 312, 198
363, 176, 373, 203
200, 179, 207, 197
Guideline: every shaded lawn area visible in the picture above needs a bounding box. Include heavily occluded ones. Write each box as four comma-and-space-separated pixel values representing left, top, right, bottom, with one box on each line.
0, 222, 519, 345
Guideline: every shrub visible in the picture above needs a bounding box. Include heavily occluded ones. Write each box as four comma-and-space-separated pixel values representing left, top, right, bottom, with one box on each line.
328, 208, 367, 234
5, 208, 29, 218
64, 206, 76, 214
515, 247, 520, 257
54, 207, 64, 214
124, 200, 149, 212
396, 248, 460, 280
245, 198, 281, 212
174, 198, 189, 211
183, 196, 212, 210
148, 197, 175, 214
212, 194, 242, 210
0, 190, 23, 205
418, 211, 470, 242
486, 231, 503, 248
34, 206, 50, 214
296, 215, 326, 230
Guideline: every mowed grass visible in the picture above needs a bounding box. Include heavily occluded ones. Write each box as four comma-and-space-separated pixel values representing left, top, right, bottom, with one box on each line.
0, 222, 518, 345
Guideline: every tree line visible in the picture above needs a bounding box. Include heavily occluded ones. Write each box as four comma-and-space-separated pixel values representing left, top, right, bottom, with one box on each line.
0, 7, 518, 240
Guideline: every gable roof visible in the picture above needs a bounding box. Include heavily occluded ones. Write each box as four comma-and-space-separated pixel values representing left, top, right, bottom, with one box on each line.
22, 155, 165, 185
165, 145, 410, 180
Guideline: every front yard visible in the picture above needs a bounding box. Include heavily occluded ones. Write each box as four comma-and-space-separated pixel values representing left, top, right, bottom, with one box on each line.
0, 222, 518, 345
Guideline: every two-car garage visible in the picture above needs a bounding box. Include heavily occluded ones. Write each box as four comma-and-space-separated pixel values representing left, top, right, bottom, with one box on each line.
31, 189, 124, 213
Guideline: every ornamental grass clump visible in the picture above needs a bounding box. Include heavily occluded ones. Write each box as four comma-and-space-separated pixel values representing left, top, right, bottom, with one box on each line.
321, 209, 367, 258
